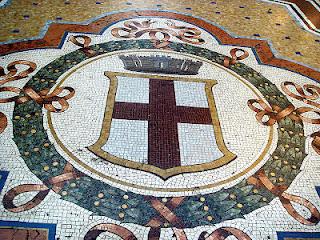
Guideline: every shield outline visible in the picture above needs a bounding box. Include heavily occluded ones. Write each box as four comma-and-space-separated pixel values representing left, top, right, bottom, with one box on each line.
88, 71, 236, 179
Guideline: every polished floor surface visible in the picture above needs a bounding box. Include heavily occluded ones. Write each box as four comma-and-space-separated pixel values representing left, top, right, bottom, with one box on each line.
0, 1, 320, 239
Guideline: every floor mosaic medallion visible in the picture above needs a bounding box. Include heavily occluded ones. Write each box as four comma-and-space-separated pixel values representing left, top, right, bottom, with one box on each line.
0, 9, 320, 240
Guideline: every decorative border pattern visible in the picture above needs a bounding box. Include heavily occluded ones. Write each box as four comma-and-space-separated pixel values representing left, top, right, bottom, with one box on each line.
1, 13, 319, 236
6, 38, 313, 228
0, 172, 56, 240
0, 10, 319, 82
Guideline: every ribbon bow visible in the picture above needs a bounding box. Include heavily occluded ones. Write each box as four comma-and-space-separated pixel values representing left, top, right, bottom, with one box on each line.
247, 99, 298, 126
0, 86, 75, 112
0, 60, 37, 133
248, 170, 320, 225
223, 48, 249, 67
280, 81, 320, 154
0, 60, 75, 133
3, 163, 84, 212
0, 60, 36, 85
68, 35, 97, 57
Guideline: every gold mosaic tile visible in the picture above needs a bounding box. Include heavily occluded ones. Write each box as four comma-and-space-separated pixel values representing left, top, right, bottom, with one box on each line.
0, 0, 319, 69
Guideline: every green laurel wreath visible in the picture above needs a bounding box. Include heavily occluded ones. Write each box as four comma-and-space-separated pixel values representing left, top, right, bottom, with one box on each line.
12, 39, 306, 227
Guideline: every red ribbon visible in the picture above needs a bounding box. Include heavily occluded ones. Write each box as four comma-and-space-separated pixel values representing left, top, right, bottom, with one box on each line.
311, 131, 320, 155
247, 99, 299, 126
248, 170, 320, 225
0, 112, 7, 134
0, 60, 37, 133
0, 60, 75, 134
0, 60, 37, 85
84, 223, 137, 240
281, 81, 320, 108
84, 225, 251, 240
281, 81, 320, 154
69, 35, 97, 57
3, 163, 84, 212
223, 48, 249, 67
0, 86, 75, 113
146, 196, 185, 228
172, 227, 251, 240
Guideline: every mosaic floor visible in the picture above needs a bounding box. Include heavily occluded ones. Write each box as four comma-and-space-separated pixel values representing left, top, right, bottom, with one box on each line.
0, 1, 320, 240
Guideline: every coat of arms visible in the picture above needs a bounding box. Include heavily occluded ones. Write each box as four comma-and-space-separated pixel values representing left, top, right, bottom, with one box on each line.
89, 55, 236, 179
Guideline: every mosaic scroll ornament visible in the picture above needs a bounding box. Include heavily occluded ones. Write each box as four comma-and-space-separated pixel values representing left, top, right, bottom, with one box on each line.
111, 19, 205, 48
3, 39, 320, 237
0, 60, 36, 133
0, 61, 75, 133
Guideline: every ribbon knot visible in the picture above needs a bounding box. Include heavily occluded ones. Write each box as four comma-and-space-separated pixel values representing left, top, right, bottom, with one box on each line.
69, 35, 97, 57
0, 60, 76, 133
248, 170, 320, 225
0, 60, 37, 133
280, 81, 320, 155
223, 48, 249, 67
3, 163, 84, 213
247, 99, 298, 126
0, 86, 75, 113
0, 60, 37, 85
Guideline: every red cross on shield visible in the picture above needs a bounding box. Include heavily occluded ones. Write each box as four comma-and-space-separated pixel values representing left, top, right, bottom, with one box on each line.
88, 71, 236, 179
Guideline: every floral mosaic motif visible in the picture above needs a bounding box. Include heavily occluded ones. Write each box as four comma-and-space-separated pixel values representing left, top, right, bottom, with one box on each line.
2, 38, 318, 235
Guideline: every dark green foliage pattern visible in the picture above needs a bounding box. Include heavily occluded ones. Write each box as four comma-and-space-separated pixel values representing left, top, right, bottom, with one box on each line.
12, 39, 306, 227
